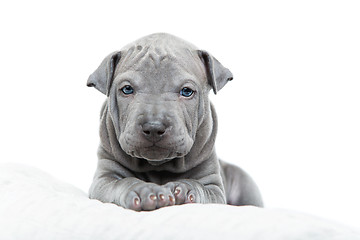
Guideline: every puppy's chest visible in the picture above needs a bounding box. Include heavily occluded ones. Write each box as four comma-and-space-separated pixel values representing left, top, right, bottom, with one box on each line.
136, 171, 185, 185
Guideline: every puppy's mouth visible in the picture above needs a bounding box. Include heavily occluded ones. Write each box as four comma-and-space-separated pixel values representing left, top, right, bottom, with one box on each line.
127, 145, 186, 164
120, 133, 191, 164
140, 145, 185, 161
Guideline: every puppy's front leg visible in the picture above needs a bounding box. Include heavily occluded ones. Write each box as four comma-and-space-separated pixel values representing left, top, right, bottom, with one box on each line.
163, 159, 227, 205
164, 179, 226, 205
89, 159, 176, 211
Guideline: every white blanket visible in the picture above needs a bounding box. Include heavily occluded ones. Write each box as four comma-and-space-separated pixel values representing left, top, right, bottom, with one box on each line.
0, 163, 359, 240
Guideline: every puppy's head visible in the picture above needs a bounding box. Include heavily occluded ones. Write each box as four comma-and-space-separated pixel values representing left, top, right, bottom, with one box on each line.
87, 33, 232, 164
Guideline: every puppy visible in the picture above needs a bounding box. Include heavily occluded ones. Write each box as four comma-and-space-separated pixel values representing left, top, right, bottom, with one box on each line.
87, 33, 263, 211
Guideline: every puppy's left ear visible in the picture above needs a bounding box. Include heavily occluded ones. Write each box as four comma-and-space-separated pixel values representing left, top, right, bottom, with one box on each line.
198, 50, 233, 94
87, 51, 122, 96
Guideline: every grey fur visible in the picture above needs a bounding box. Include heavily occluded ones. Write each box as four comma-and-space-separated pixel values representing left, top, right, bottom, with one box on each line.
87, 33, 263, 211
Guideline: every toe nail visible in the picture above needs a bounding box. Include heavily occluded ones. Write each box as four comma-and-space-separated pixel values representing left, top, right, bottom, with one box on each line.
150, 194, 157, 201
134, 198, 140, 206
159, 194, 165, 200
174, 188, 181, 195
189, 194, 195, 203
169, 196, 174, 202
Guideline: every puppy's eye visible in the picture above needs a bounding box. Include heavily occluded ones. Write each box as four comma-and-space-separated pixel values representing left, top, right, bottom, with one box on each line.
121, 85, 134, 95
180, 87, 194, 97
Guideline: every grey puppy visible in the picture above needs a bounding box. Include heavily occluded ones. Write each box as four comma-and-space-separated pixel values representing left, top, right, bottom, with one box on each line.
87, 33, 263, 211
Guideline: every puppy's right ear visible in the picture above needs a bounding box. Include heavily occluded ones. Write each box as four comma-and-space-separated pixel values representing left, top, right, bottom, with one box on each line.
87, 51, 122, 96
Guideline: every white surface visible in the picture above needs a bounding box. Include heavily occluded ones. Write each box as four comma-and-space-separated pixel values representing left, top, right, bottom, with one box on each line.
0, 163, 359, 240
0, 0, 359, 229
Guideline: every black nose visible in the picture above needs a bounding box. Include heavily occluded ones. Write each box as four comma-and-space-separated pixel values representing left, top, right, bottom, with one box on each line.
141, 121, 167, 142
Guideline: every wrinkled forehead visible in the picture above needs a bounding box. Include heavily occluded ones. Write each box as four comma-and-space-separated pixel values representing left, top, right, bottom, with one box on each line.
114, 36, 206, 85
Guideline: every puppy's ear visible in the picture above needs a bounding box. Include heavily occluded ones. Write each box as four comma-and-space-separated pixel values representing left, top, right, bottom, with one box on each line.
198, 50, 233, 94
87, 51, 122, 96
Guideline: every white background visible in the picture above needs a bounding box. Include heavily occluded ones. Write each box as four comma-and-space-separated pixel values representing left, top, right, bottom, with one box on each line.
0, 0, 359, 229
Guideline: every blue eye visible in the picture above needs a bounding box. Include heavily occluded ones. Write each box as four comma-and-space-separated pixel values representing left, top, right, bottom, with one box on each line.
180, 87, 194, 97
121, 85, 134, 95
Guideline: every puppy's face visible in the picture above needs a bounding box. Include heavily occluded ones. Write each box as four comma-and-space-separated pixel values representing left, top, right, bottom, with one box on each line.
87, 34, 233, 166
109, 46, 209, 164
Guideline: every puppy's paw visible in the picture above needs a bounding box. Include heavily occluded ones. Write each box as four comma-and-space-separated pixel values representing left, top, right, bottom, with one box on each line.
163, 182, 198, 205
124, 183, 175, 211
